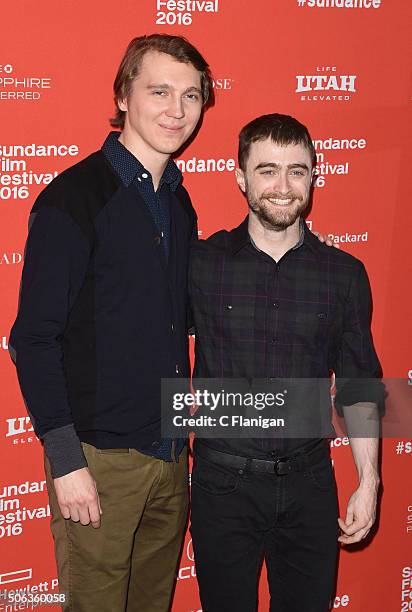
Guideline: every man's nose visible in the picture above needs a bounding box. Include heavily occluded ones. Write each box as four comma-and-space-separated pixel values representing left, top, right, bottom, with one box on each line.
275, 171, 292, 194
166, 95, 185, 119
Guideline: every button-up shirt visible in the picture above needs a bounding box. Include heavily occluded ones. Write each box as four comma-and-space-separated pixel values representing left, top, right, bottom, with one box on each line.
189, 216, 383, 458
102, 131, 182, 259
102, 131, 183, 461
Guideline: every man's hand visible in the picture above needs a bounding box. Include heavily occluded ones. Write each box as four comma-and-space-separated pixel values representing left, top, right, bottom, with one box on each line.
313, 231, 340, 248
53, 467, 102, 528
338, 477, 379, 545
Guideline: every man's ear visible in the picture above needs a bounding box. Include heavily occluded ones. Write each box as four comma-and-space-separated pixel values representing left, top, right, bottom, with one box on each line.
118, 97, 128, 113
235, 168, 246, 193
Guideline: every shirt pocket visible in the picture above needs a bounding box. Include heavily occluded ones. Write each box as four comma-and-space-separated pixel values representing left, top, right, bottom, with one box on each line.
197, 294, 258, 343
290, 310, 331, 344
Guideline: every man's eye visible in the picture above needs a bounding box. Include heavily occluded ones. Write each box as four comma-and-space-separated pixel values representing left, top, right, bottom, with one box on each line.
290, 170, 305, 176
185, 93, 200, 101
153, 90, 166, 96
261, 170, 274, 176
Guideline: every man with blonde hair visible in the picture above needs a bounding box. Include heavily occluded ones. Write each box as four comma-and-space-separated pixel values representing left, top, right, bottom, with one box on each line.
10, 34, 213, 612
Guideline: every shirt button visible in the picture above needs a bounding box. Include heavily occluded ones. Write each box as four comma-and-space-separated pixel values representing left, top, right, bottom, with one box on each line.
273, 302, 279, 308
154, 236, 161, 245
152, 441, 160, 448
272, 338, 278, 345
171, 323, 175, 332
142, 173, 148, 179
225, 304, 233, 310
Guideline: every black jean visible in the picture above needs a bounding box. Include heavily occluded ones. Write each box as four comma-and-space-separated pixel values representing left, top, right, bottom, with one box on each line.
190, 442, 339, 612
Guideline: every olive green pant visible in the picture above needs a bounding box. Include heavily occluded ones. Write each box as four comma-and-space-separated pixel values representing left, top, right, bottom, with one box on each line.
45, 443, 189, 612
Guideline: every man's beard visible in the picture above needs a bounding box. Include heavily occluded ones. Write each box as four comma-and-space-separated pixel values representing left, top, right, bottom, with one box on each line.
247, 189, 309, 231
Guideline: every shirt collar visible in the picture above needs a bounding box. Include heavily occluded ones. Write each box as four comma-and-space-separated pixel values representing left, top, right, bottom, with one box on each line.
228, 216, 320, 257
101, 131, 182, 191
228, 216, 250, 255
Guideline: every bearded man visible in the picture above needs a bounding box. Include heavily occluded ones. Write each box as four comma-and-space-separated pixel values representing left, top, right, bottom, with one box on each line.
188, 113, 383, 612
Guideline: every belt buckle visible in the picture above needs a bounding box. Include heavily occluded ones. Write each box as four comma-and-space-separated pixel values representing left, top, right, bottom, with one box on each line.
274, 459, 290, 476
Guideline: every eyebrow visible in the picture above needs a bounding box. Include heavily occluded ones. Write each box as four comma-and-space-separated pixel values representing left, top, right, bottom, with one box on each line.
147, 84, 202, 95
254, 162, 310, 172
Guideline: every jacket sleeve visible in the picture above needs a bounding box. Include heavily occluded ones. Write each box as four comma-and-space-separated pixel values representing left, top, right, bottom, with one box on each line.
9, 201, 92, 477
177, 184, 198, 333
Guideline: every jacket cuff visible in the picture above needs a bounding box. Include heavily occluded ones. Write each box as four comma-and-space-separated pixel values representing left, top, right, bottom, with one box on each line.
43, 424, 88, 478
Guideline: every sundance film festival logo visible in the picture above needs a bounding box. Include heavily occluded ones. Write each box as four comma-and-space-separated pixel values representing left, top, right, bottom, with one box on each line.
312, 135, 367, 188
0, 143, 79, 202
0, 63, 52, 101
0, 480, 50, 539
155, 0, 219, 26
296, 66, 357, 102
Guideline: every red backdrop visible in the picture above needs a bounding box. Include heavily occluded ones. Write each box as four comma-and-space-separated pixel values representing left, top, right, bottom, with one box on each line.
1, 1, 411, 610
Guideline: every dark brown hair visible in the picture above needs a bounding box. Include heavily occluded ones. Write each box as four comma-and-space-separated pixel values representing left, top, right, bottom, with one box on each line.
110, 34, 214, 128
238, 113, 316, 171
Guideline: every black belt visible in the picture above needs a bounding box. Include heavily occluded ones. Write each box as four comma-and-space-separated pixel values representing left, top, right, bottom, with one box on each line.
194, 440, 328, 476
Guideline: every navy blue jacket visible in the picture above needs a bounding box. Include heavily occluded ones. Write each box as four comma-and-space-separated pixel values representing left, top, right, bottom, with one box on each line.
10, 150, 196, 476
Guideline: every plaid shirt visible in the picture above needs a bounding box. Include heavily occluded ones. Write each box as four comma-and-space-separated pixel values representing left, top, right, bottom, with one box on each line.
189, 216, 383, 457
